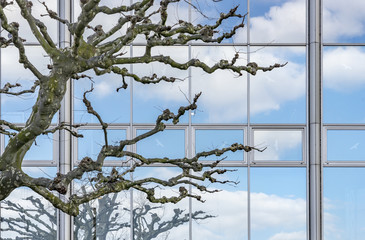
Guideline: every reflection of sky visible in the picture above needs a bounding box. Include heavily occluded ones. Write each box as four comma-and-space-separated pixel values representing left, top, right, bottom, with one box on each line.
1, 46, 48, 123
323, 47, 365, 123
251, 168, 306, 240
73, 72, 131, 124
5, 134, 53, 161
136, 129, 185, 159
327, 130, 365, 161
0, 0, 58, 43
254, 130, 303, 161
324, 168, 365, 240
77, 129, 126, 160
195, 129, 244, 161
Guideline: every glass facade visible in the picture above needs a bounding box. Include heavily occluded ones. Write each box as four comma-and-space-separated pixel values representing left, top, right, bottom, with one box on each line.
0, 0, 364, 239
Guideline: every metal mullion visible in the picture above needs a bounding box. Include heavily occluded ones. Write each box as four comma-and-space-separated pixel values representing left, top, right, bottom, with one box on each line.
192, 125, 247, 130
323, 42, 365, 46
129, 34, 134, 240
249, 43, 306, 47
323, 162, 365, 167
324, 125, 365, 130
22, 160, 57, 167
250, 123, 306, 128
250, 161, 306, 167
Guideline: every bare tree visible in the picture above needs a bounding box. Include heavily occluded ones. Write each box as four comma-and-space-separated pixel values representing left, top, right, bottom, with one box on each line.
0, 0, 284, 217
1, 193, 213, 240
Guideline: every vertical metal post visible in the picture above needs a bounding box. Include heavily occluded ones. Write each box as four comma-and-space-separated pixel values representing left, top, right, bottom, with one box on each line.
59, 0, 72, 240
129, 42, 134, 240
188, 1, 193, 240
308, 0, 322, 239
247, 1, 251, 239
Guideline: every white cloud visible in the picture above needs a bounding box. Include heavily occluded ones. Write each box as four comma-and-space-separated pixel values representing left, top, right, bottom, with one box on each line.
254, 130, 302, 160
2, 1, 58, 42
193, 190, 306, 239
324, 47, 365, 92
250, 48, 305, 117
247, 0, 306, 43
323, 0, 365, 42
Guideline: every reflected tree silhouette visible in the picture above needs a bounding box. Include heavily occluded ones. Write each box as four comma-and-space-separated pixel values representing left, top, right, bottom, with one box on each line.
1, 193, 213, 240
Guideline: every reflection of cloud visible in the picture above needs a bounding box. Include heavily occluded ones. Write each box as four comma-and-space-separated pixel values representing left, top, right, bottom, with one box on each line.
2, 1, 58, 42
254, 131, 302, 160
193, 190, 306, 239
323, 0, 365, 41
324, 47, 365, 92
246, 0, 305, 43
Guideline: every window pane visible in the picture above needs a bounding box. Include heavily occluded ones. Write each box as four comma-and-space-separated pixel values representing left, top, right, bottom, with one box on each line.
250, 0, 306, 43
190, 0, 247, 44
192, 168, 248, 240
74, 167, 131, 240
1, 47, 50, 123
5, 134, 53, 161
0, 0, 58, 43
251, 168, 306, 240
254, 130, 303, 161
133, 46, 189, 123
324, 168, 365, 240
191, 46, 247, 123
77, 129, 126, 161
1, 168, 57, 240
195, 129, 244, 161
323, 0, 365, 43
327, 130, 365, 161
74, 192, 131, 240
250, 47, 306, 123
136, 129, 185, 159
323, 47, 365, 123
132, 167, 189, 239
73, 70, 131, 124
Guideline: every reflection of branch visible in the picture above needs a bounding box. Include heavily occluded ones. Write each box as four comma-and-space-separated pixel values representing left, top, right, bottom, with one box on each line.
0, 196, 57, 240
131, 204, 214, 240
1, 194, 213, 240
